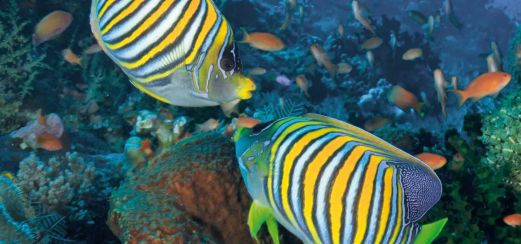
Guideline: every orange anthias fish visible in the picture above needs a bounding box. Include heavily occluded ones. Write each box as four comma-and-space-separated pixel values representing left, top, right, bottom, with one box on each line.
364, 116, 390, 132
33, 10, 73, 46
310, 44, 337, 77
453, 72, 512, 106
62, 48, 82, 66
434, 69, 448, 117
402, 48, 423, 60
352, 0, 375, 34
415, 153, 447, 170
235, 117, 261, 128
388, 86, 423, 114
36, 132, 63, 151
361, 37, 383, 50
295, 75, 310, 97
503, 213, 521, 227
196, 119, 220, 132
241, 30, 285, 51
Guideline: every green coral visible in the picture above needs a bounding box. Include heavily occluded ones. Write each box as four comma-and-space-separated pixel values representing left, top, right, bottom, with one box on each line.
0, 0, 45, 133
482, 91, 521, 192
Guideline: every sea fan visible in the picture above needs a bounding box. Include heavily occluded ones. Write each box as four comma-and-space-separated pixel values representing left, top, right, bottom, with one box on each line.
254, 98, 306, 121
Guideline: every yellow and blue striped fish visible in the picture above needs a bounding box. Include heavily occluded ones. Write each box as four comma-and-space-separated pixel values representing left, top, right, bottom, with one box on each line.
90, 0, 256, 107
235, 114, 447, 244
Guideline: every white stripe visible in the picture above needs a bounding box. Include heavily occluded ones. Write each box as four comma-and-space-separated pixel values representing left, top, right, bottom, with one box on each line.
99, 0, 132, 28
104, 0, 162, 42
290, 133, 340, 239
216, 28, 231, 79
342, 150, 372, 244
132, 0, 208, 78
316, 140, 359, 244
272, 125, 324, 214
364, 161, 388, 243
191, 14, 222, 91
382, 168, 399, 243
112, 0, 189, 59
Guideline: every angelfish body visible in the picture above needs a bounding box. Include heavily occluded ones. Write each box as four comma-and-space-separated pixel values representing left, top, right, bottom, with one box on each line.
90, 0, 255, 107
235, 114, 446, 244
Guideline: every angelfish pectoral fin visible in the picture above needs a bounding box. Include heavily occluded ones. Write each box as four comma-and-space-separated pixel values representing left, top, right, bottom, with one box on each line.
414, 218, 448, 244
248, 200, 280, 244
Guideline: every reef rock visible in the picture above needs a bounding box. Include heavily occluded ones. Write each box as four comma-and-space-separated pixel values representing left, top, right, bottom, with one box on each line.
108, 132, 253, 243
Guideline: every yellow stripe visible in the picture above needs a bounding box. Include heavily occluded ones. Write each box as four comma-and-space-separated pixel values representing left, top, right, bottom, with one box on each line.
129, 80, 170, 104
185, 0, 218, 64
107, 0, 175, 49
374, 167, 394, 243
267, 121, 322, 213
98, 0, 116, 19
120, 0, 201, 69
329, 143, 367, 244
390, 181, 403, 243
303, 136, 350, 243
101, 1, 144, 35
354, 155, 387, 243
280, 128, 341, 229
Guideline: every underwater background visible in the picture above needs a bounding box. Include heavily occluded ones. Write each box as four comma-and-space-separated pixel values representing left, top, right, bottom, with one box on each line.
0, 0, 521, 243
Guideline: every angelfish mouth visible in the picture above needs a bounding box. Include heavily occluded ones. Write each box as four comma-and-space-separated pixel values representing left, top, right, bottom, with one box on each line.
238, 77, 256, 100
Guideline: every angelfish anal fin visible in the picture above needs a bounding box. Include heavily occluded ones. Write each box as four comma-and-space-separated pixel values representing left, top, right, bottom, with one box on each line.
248, 200, 280, 244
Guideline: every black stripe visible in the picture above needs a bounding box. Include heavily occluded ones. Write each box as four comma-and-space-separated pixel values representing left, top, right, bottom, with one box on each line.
286, 131, 332, 240
340, 145, 372, 244
310, 139, 350, 243
360, 155, 384, 243
114, 0, 193, 64
99, 1, 132, 30
184, 0, 214, 63
128, 0, 205, 78
372, 162, 388, 242
273, 124, 323, 224
105, 1, 166, 45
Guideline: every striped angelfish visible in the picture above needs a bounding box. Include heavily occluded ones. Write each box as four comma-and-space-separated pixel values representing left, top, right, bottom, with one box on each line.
90, 0, 256, 107
234, 114, 447, 244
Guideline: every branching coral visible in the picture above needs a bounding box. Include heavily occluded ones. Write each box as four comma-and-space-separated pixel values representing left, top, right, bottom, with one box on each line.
16, 153, 96, 213
0, 0, 45, 134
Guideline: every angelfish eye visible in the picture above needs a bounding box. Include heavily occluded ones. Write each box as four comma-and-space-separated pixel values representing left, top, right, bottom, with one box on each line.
221, 58, 235, 71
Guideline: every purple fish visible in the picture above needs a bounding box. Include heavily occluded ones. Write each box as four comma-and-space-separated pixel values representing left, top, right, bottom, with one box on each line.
276, 75, 292, 86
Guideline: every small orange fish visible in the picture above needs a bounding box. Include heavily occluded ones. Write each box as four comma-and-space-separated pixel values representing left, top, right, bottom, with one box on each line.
235, 117, 261, 128
33, 10, 73, 46
295, 75, 310, 97
361, 37, 383, 50
352, 1, 375, 34
388, 86, 423, 114
196, 119, 220, 132
310, 44, 337, 77
248, 67, 267, 76
62, 48, 82, 66
241, 30, 285, 51
140, 139, 154, 159
337, 63, 353, 74
402, 48, 423, 60
36, 133, 63, 151
416, 153, 447, 170
364, 117, 390, 132
503, 213, 521, 227
453, 72, 511, 106
434, 69, 447, 117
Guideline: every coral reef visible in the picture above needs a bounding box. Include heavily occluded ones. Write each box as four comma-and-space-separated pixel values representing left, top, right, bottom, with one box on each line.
108, 132, 253, 243
482, 91, 521, 192
0, 0, 45, 134
510, 24, 521, 83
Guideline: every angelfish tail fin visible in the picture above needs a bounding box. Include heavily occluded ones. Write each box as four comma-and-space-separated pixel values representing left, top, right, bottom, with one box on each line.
414, 218, 448, 244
